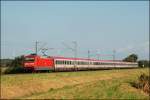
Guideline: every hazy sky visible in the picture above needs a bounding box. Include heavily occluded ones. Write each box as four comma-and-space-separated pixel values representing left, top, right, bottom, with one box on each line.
1, 1, 149, 60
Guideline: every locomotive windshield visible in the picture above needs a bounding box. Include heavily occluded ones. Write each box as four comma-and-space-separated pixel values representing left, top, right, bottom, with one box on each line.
25, 57, 35, 62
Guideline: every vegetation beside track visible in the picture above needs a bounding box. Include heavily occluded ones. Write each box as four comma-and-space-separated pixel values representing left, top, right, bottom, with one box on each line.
1, 68, 149, 99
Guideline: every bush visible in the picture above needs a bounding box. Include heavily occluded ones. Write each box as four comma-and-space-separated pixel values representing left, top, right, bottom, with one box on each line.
131, 73, 150, 94
4, 66, 25, 74
138, 60, 149, 68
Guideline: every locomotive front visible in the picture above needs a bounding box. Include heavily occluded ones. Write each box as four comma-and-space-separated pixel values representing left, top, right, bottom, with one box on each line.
23, 54, 55, 71
23, 54, 37, 71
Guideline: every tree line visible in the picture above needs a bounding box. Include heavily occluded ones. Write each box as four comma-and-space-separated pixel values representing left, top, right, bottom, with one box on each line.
123, 54, 149, 67
1, 55, 24, 67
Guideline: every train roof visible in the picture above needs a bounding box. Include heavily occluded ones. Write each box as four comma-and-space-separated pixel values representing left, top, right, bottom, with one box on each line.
25, 54, 137, 64
50, 56, 137, 64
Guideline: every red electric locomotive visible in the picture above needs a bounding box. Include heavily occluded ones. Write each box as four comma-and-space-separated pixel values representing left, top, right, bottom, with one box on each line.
24, 54, 54, 71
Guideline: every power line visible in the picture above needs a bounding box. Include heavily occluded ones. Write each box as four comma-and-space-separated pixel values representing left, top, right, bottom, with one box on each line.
62, 41, 78, 68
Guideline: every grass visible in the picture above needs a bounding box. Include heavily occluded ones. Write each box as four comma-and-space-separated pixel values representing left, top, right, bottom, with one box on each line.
1, 68, 149, 99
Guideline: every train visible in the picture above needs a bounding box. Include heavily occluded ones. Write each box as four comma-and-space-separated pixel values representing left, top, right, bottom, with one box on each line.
23, 54, 138, 72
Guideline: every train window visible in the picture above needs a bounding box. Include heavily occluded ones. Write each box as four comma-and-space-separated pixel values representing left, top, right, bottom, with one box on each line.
61, 61, 63, 64
56, 61, 58, 64
66, 61, 68, 65
65, 61, 67, 65
83, 62, 85, 65
90, 62, 92, 65
101, 63, 104, 65
63, 61, 65, 64
78, 61, 80, 65
97, 62, 99, 65
56, 60, 60, 64
72, 61, 75, 65
58, 61, 60, 64
68, 61, 70, 65
96, 62, 98, 65
55, 61, 57, 64
70, 61, 72, 65
80, 61, 82, 65
86, 62, 88, 65
79, 61, 81, 65
69, 61, 71, 65
85, 62, 87, 65
63, 61, 66, 64
93, 62, 95, 65
25, 57, 35, 62
58, 61, 61, 64
70, 61, 71, 65
82, 62, 84, 65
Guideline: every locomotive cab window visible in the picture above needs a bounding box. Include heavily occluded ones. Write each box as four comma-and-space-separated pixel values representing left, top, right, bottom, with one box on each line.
25, 58, 35, 62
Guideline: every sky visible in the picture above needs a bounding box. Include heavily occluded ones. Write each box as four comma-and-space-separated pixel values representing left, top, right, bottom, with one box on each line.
1, 1, 149, 60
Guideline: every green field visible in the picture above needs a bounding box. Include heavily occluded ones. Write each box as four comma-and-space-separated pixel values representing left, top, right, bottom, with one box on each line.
1, 68, 149, 99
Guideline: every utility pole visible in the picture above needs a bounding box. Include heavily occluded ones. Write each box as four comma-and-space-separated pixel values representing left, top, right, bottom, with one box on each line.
88, 50, 90, 67
96, 50, 100, 60
35, 41, 39, 55
72, 41, 77, 69
113, 50, 116, 61
113, 50, 116, 68
97, 54, 100, 60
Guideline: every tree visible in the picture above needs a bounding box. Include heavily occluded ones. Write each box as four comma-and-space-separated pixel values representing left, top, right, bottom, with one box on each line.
10, 55, 24, 67
3, 55, 25, 74
0, 59, 13, 67
138, 60, 150, 67
123, 54, 138, 62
